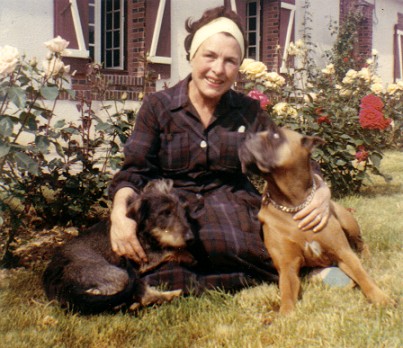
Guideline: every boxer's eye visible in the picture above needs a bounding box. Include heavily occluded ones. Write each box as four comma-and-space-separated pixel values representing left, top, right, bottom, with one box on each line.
273, 133, 280, 139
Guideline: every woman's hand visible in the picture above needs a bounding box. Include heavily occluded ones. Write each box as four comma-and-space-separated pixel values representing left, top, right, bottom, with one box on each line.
110, 187, 148, 263
293, 174, 331, 232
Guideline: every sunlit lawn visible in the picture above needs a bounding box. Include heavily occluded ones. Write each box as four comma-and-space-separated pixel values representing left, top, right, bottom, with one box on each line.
1, 151, 402, 348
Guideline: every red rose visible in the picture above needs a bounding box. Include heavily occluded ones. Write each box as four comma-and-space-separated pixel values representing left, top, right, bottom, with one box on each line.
360, 94, 384, 111
248, 90, 271, 110
359, 107, 392, 130
317, 116, 331, 124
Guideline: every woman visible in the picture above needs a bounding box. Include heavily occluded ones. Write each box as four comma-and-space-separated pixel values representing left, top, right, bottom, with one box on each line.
109, 6, 330, 293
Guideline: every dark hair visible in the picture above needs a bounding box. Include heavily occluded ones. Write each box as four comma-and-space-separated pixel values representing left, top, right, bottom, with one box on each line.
184, 6, 247, 61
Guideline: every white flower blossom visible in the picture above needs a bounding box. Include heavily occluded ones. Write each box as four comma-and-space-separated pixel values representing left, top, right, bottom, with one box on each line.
273, 102, 298, 118
44, 36, 70, 54
322, 63, 335, 75
0, 45, 19, 76
371, 49, 378, 56
42, 56, 70, 77
370, 83, 383, 94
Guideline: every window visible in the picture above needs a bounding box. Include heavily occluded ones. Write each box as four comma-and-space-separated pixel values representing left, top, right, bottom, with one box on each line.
88, 0, 125, 69
246, 1, 260, 59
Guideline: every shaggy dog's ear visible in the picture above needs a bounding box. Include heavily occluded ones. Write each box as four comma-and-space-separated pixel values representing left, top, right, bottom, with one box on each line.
143, 179, 173, 194
126, 196, 147, 223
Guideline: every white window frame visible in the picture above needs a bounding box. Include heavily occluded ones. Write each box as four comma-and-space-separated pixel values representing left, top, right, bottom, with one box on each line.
63, 0, 90, 58
89, 0, 125, 69
103, 0, 125, 69
148, 0, 171, 64
397, 29, 403, 81
246, 0, 261, 60
279, 2, 296, 73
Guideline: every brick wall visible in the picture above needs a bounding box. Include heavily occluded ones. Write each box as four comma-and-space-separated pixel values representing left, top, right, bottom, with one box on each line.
340, 0, 374, 65
261, 1, 281, 72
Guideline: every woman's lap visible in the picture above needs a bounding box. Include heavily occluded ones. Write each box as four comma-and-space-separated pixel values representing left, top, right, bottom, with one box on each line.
142, 187, 278, 293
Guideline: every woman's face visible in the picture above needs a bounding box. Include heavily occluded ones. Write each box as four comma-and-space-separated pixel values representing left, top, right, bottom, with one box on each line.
189, 32, 242, 105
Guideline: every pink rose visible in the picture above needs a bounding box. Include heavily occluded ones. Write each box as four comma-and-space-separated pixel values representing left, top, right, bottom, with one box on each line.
247, 90, 271, 110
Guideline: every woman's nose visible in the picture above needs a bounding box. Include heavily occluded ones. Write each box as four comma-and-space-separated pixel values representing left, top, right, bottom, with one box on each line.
212, 59, 224, 75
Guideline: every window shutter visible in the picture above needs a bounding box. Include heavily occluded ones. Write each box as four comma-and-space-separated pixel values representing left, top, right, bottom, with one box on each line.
146, 0, 171, 64
279, 1, 296, 73
54, 0, 89, 58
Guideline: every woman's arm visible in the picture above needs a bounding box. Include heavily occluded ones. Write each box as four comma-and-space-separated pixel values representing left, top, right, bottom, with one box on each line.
110, 187, 148, 263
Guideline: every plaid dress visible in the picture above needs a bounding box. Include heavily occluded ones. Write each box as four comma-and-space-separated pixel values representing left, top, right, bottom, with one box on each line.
109, 75, 279, 293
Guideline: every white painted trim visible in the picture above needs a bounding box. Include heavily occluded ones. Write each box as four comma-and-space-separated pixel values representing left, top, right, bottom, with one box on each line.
148, 0, 172, 64
231, 0, 237, 12
280, 2, 296, 73
93, 0, 102, 63
397, 29, 403, 81
64, 0, 89, 58
119, 0, 125, 69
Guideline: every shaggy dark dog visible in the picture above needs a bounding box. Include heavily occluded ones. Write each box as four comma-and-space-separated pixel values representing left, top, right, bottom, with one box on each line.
43, 179, 194, 314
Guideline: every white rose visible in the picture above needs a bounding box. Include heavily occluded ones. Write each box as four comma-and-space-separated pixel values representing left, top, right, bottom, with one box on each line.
386, 83, 398, 95
371, 49, 378, 56
322, 63, 335, 75
42, 56, 70, 77
370, 83, 383, 94
304, 93, 317, 103
44, 36, 70, 53
295, 39, 305, 49
339, 88, 352, 97
0, 45, 19, 76
358, 67, 371, 82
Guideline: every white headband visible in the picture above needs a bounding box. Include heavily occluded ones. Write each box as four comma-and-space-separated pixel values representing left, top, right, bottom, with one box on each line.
189, 17, 245, 60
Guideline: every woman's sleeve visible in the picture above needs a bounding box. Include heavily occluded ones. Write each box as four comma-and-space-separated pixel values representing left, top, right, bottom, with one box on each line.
108, 96, 161, 198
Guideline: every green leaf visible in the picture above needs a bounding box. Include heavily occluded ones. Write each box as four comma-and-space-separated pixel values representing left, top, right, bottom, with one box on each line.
54, 119, 66, 128
14, 152, 39, 175
8, 86, 26, 108
0, 141, 11, 158
40, 86, 59, 100
35, 135, 50, 153
369, 152, 382, 168
0, 116, 14, 137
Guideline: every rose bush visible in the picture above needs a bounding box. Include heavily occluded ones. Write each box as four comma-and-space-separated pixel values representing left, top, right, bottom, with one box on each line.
239, 23, 401, 196
0, 37, 135, 265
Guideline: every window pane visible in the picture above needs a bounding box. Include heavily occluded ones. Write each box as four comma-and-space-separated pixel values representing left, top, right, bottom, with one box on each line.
248, 33, 256, 46
106, 50, 112, 67
249, 18, 256, 31
114, 10, 120, 29
248, 47, 256, 59
106, 0, 112, 12
106, 13, 112, 30
248, 2, 256, 16
113, 49, 120, 67
106, 32, 112, 48
114, 30, 120, 48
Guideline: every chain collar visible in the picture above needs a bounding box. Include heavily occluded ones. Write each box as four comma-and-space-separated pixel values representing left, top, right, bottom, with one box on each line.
264, 178, 317, 214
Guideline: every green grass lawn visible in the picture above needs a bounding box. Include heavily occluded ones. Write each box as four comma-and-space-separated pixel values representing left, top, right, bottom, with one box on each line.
1, 151, 402, 348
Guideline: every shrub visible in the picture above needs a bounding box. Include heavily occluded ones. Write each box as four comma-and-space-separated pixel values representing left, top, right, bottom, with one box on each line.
0, 37, 136, 265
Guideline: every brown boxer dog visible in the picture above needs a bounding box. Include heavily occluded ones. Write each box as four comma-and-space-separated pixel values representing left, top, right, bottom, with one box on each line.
239, 127, 393, 314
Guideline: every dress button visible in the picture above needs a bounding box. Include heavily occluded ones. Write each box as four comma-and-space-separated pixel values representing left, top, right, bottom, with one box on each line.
200, 140, 207, 148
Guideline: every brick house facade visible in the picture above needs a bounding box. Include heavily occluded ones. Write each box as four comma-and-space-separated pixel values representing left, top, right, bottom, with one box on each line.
52, 0, 403, 100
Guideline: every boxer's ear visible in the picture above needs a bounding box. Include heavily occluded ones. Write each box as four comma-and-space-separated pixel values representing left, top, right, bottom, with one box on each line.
301, 136, 326, 152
